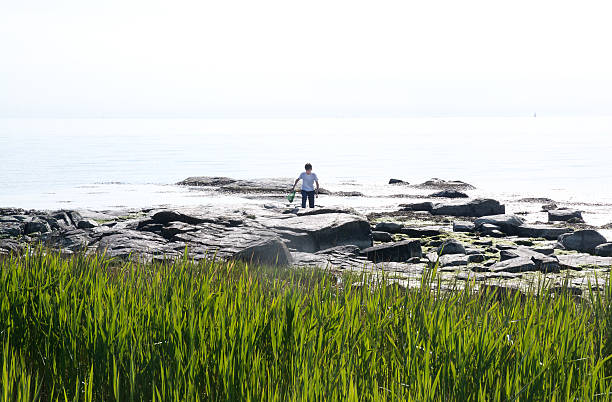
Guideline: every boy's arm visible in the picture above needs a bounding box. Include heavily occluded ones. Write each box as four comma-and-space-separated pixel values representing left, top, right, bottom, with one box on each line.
315, 180, 320, 196
291, 178, 300, 191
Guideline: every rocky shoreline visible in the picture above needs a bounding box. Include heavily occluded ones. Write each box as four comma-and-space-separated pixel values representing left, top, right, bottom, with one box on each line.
2, 176, 611, 295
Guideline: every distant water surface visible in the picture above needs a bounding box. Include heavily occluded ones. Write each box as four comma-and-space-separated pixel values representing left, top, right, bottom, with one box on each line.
1, 117, 611, 210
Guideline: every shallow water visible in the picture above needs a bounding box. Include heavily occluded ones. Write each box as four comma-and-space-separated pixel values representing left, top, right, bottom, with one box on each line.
1, 117, 611, 216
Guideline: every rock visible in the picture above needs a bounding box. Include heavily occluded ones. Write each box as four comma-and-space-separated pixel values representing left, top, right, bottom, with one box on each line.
398, 202, 434, 212
372, 231, 393, 242
0, 223, 23, 237
548, 209, 584, 223
374, 222, 403, 234
46, 229, 91, 250
0, 239, 23, 254
361, 240, 422, 263
558, 230, 607, 254
151, 210, 213, 225
515, 239, 534, 246
436, 239, 466, 255
388, 179, 407, 184
530, 246, 555, 256
400, 227, 444, 237
515, 225, 573, 240
474, 239, 493, 246
453, 221, 475, 232
557, 254, 612, 270
262, 213, 372, 252
594, 243, 612, 257
478, 224, 503, 237
177, 176, 237, 186
490, 257, 537, 273
499, 247, 560, 272
474, 214, 524, 234
160, 222, 199, 240
24, 219, 51, 235
332, 191, 364, 197
542, 203, 558, 212
77, 219, 99, 229
315, 245, 361, 256
519, 197, 556, 203
232, 237, 292, 267
468, 254, 486, 263
431, 199, 505, 218
429, 190, 469, 198
414, 178, 476, 190
426, 253, 469, 267
295, 207, 357, 217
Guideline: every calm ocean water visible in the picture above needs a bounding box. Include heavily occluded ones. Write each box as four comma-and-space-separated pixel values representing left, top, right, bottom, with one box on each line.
1, 117, 611, 211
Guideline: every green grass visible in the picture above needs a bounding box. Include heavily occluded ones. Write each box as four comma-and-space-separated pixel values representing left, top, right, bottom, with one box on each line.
1, 249, 612, 401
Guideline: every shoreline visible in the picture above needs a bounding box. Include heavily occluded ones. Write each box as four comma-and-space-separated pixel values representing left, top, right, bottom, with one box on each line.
2, 176, 612, 295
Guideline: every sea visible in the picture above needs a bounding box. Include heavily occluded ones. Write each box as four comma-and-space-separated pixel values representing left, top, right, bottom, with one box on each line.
1, 116, 612, 231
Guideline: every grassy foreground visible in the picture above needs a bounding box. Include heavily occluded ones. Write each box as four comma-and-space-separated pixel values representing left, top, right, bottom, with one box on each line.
1, 251, 612, 401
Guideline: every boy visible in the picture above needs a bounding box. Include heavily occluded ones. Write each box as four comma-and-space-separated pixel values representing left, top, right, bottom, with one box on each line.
292, 163, 319, 208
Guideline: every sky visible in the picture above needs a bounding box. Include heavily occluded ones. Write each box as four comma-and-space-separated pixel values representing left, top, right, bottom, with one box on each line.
1, 0, 611, 118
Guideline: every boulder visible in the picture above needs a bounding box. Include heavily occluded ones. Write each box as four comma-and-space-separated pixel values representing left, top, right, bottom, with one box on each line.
0, 223, 23, 237
474, 214, 525, 235
515, 225, 573, 240
557, 254, 612, 270
24, 219, 51, 235
262, 213, 372, 252
77, 219, 99, 229
426, 252, 469, 267
361, 240, 422, 263
374, 222, 403, 234
541, 203, 558, 212
490, 257, 537, 273
388, 179, 407, 184
468, 254, 486, 263
594, 243, 612, 257
177, 176, 237, 186
429, 190, 469, 198
453, 221, 475, 232
431, 199, 505, 217
548, 209, 584, 223
232, 237, 292, 267
414, 178, 476, 190
398, 202, 434, 212
558, 230, 607, 254
499, 247, 560, 272
372, 231, 393, 242
151, 210, 213, 225
436, 239, 466, 255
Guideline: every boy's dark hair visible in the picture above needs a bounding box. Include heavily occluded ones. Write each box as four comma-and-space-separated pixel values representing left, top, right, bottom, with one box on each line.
305, 163, 312, 170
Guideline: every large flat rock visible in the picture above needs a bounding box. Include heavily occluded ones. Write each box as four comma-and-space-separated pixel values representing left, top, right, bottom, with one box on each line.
431, 199, 505, 217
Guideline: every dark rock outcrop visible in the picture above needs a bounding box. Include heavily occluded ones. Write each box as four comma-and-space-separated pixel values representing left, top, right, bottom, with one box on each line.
388, 179, 407, 184
414, 178, 476, 190
372, 231, 393, 242
548, 209, 584, 223
361, 240, 422, 263
437, 239, 466, 255
431, 199, 505, 217
515, 225, 573, 240
453, 221, 475, 232
398, 202, 434, 212
232, 237, 292, 267
429, 190, 469, 198
558, 230, 607, 254
594, 243, 612, 257
474, 214, 524, 235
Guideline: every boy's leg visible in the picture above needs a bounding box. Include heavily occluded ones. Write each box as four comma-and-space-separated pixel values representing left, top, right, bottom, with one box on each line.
308, 191, 315, 208
301, 190, 307, 208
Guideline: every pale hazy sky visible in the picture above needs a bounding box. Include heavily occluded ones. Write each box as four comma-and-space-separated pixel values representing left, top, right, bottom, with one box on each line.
1, 0, 611, 117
